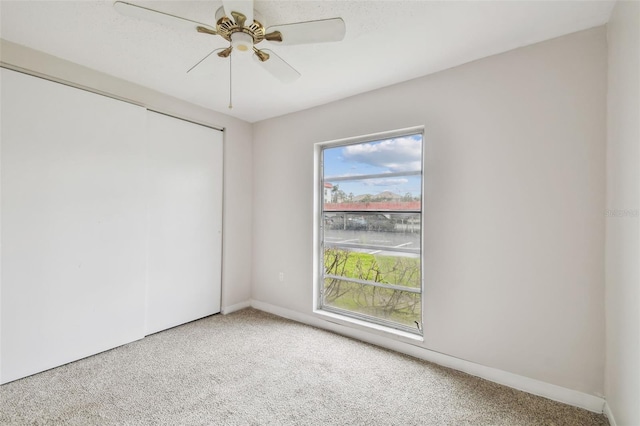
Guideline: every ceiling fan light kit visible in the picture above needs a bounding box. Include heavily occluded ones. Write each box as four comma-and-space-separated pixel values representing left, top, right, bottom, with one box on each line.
114, 0, 346, 109
230, 32, 253, 52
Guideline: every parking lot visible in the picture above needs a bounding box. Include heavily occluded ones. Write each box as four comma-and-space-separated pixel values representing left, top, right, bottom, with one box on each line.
324, 229, 420, 257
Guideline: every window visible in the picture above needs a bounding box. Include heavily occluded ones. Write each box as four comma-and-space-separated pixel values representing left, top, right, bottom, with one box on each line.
317, 130, 423, 335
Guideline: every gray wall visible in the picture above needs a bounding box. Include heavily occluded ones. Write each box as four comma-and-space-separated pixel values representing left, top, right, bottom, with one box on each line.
252, 27, 607, 396
605, 1, 640, 425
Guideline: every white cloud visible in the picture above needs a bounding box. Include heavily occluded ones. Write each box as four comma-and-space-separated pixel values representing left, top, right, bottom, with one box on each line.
342, 136, 421, 172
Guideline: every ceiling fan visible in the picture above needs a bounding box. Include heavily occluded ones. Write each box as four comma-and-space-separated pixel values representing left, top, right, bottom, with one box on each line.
114, 0, 346, 107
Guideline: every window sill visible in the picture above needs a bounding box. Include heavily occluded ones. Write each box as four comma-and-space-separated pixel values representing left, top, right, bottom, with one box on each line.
313, 308, 424, 344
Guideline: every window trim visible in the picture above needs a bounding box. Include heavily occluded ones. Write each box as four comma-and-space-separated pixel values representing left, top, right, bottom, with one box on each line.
313, 126, 425, 338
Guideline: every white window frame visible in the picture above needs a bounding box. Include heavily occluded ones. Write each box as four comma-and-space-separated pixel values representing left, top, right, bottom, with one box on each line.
313, 126, 425, 339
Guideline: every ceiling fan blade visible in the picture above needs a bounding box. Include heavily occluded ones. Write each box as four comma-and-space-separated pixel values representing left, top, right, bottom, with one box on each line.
265, 18, 345, 45
114, 1, 217, 34
187, 49, 227, 76
222, 0, 253, 27
253, 49, 301, 84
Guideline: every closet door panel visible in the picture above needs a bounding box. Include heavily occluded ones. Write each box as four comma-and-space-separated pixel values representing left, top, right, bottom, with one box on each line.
145, 111, 222, 335
0, 69, 147, 384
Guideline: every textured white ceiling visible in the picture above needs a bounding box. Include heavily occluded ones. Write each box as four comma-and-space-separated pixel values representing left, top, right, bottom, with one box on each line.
0, 0, 615, 123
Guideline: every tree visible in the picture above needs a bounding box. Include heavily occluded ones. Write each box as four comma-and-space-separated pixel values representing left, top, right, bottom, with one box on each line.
331, 185, 339, 203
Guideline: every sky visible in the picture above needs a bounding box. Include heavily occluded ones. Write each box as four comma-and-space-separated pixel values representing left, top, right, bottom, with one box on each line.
323, 133, 423, 199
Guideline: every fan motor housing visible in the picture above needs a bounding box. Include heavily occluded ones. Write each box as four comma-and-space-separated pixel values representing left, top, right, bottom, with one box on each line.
215, 7, 265, 44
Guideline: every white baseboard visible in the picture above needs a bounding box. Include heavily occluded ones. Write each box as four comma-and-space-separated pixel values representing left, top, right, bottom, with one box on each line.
603, 401, 617, 426
250, 300, 606, 414
220, 300, 251, 315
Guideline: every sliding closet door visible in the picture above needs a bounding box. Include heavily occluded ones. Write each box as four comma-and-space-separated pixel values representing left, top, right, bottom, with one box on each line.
145, 111, 223, 335
0, 69, 148, 384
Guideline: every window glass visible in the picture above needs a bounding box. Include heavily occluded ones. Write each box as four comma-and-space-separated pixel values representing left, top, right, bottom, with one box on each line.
319, 133, 423, 334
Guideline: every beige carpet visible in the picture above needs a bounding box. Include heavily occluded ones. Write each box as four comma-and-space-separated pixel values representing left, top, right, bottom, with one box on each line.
0, 308, 608, 425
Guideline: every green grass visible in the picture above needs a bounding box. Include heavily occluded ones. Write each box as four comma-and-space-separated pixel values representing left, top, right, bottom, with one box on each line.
323, 249, 422, 328
324, 249, 420, 288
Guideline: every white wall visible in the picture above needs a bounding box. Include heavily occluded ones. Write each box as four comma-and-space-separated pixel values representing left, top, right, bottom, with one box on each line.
252, 27, 607, 396
605, 1, 640, 425
0, 39, 254, 311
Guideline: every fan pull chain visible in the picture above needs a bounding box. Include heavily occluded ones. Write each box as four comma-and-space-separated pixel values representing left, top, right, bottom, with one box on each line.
228, 53, 233, 109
